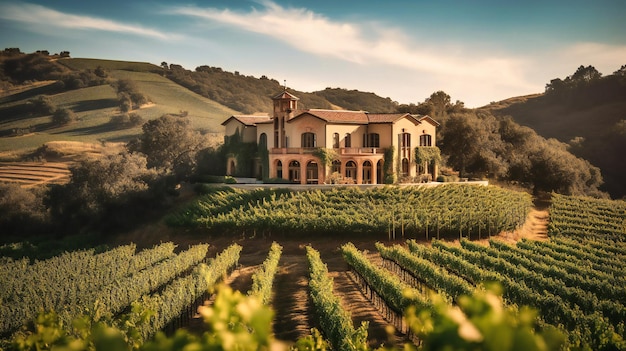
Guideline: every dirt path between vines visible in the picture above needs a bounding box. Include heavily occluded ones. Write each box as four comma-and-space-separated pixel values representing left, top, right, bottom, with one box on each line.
183, 237, 410, 347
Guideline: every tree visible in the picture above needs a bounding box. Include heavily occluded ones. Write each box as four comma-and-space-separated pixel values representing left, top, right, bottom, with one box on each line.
113, 79, 148, 111
571, 65, 601, 83
47, 151, 158, 232
51, 108, 76, 125
28, 95, 56, 115
426, 91, 452, 119
130, 114, 208, 180
0, 183, 48, 236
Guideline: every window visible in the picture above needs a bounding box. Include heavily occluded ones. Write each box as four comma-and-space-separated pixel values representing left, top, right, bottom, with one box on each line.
276, 160, 283, 178
364, 133, 380, 148
306, 161, 318, 184
332, 160, 341, 174
259, 133, 267, 149
362, 160, 372, 184
288, 160, 300, 182
333, 133, 340, 148
345, 161, 357, 180
345, 133, 352, 147
301, 132, 316, 148
401, 158, 409, 177
420, 134, 432, 146
274, 131, 279, 148
401, 132, 411, 148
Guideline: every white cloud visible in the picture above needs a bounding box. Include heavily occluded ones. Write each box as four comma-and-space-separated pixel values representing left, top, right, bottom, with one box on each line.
170, 1, 536, 94
0, 2, 179, 41
559, 42, 626, 74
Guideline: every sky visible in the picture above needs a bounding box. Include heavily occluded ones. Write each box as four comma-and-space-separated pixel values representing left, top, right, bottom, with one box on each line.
1, 0, 625, 107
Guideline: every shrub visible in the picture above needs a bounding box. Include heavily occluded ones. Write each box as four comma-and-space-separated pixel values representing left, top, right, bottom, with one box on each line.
51, 108, 76, 125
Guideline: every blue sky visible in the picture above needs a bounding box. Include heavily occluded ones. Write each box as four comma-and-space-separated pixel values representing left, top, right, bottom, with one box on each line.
1, 0, 624, 107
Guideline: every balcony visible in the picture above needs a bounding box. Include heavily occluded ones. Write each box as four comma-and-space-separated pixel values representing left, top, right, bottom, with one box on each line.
270, 147, 382, 155
270, 148, 317, 154
340, 147, 382, 155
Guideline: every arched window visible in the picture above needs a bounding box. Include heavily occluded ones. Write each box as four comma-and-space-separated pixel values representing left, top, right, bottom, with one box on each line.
333, 133, 340, 148
306, 161, 319, 184
301, 132, 316, 148
345, 133, 352, 147
345, 161, 357, 180
288, 160, 300, 182
362, 160, 372, 184
401, 158, 409, 177
419, 134, 432, 146
331, 160, 341, 174
259, 133, 267, 148
376, 159, 384, 184
401, 132, 411, 148
276, 160, 283, 178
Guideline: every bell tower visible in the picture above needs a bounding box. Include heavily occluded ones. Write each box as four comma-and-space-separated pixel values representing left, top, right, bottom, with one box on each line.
271, 85, 299, 148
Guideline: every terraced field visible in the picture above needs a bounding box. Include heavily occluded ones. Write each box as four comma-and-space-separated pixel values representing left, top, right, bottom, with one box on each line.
0, 161, 70, 188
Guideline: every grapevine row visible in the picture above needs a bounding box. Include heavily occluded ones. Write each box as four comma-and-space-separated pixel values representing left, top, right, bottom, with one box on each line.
375, 242, 474, 300
488, 239, 618, 287
168, 185, 532, 239
341, 242, 429, 336
130, 244, 242, 340
461, 240, 625, 304
0, 242, 178, 336
249, 242, 282, 304
515, 239, 625, 278
407, 240, 624, 351
305, 246, 368, 351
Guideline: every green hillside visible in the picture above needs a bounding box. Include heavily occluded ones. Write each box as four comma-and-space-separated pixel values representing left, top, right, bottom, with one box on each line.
0, 57, 239, 155
164, 64, 399, 114
483, 66, 626, 198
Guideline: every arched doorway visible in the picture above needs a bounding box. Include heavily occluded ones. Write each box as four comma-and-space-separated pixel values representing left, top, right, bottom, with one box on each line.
401, 158, 409, 178
377, 159, 384, 184
331, 160, 341, 174
276, 160, 283, 179
362, 160, 372, 184
288, 160, 300, 182
306, 161, 319, 184
227, 158, 236, 176
345, 161, 357, 182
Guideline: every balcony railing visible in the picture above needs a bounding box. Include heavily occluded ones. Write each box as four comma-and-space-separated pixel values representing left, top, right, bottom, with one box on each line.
270, 147, 382, 155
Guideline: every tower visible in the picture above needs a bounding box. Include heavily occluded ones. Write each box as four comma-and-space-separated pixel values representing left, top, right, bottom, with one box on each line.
271, 88, 299, 148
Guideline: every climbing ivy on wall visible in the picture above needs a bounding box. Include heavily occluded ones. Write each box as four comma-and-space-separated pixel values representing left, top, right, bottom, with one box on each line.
383, 146, 396, 184
223, 131, 258, 177
414, 146, 442, 166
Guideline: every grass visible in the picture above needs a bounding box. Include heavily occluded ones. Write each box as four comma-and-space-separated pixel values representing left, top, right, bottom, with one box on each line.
57, 58, 162, 73
0, 62, 241, 154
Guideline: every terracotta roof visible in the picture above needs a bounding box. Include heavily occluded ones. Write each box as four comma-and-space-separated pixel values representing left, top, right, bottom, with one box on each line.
272, 90, 300, 100
367, 113, 412, 123
289, 109, 369, 124
417, 115, 440, 126
221, 114, 271, 127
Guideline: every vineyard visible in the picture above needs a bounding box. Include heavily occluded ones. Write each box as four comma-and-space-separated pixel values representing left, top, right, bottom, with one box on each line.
167, 184, 533, 240
0, 190, 625, 350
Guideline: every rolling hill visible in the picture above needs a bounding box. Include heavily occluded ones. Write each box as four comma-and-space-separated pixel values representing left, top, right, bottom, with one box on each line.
483, 69, 626, 199
0, 57, 240, 156
0, 55, 398, 158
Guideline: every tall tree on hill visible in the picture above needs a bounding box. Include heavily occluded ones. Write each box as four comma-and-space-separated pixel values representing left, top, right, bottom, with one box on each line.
129, 114, 208, 180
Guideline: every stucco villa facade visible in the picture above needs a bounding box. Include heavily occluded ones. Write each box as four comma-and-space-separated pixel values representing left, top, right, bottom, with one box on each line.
221, 90, 439, 185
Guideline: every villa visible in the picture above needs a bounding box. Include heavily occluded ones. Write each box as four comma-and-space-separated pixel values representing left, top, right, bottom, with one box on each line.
221, 89, 439, 184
